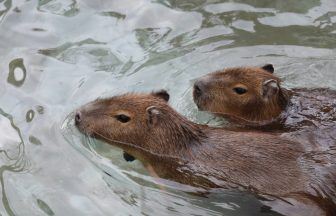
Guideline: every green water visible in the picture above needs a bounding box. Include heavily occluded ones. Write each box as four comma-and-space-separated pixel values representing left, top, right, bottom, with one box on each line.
0, 0, 335, 215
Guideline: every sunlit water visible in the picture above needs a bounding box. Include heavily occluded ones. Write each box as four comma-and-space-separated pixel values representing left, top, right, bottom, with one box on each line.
0, 0, 336, 215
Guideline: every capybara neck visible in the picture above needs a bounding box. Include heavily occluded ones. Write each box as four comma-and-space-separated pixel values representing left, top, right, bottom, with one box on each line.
141, 105, 206, 157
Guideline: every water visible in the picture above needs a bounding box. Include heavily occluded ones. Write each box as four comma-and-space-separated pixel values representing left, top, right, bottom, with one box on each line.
0, 0, 335, 215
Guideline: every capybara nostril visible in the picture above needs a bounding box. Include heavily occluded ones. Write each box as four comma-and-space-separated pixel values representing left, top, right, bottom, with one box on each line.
75, 111, 82, 124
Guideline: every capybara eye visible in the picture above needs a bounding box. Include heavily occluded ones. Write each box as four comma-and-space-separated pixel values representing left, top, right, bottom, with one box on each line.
233, 87, 247, 95
115, 114, 131, 123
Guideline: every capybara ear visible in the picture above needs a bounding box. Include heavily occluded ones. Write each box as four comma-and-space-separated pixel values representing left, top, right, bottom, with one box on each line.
152, 90, 170, 102
262, 79, 279, 100
146, 106, 161, 126
261, 64, 274, 74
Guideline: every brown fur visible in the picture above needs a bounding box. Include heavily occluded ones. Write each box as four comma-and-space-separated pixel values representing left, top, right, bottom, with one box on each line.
75, 91, 336, 216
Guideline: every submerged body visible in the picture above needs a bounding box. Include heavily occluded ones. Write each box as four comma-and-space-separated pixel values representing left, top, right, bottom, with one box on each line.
75, 91, 336, 216
193, 65, 336, 150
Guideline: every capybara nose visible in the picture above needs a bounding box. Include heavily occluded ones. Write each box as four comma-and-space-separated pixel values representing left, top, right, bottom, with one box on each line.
193, 80, 205, 98
75, 111, 82, 125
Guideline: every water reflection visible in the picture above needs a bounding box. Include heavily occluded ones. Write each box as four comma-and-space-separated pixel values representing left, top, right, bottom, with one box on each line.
159, 0, 336, 49
7, 58, 27, 88
28, 135, 42, 146
161, 0, 320, 13
0, 0, 11, 21
100, 11, 126, 20
25, 110, 35, 123
37, 0, 79, 17
232, 0, 320, 13
0, 108, 28, 215
39, 39, 123, 72
36, 198, 55, 216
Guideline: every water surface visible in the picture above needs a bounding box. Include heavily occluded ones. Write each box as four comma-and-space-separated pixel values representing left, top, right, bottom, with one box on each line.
0, 0, 336, 215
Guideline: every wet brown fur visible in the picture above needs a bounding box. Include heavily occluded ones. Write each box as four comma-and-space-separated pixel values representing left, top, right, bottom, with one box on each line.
75, 92, 336, 216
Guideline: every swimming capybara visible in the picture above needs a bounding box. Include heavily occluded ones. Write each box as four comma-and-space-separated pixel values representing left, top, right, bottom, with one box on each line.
75, 90, 336, 216
193, 64, 336, 150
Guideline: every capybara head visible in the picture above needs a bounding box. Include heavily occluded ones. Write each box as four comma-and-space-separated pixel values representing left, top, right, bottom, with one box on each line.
75, 90, 202, 155
193, 64, 288, 123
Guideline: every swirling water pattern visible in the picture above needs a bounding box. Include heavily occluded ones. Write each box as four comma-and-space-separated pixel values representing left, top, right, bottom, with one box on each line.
0, 0, 335, 215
